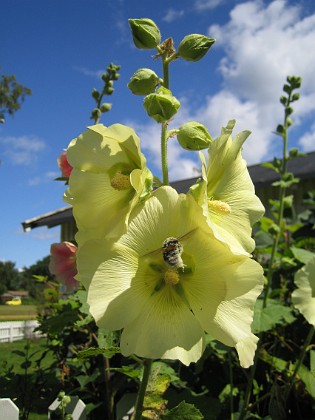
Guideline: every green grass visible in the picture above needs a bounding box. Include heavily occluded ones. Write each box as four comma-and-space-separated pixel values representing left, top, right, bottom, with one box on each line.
0, 304, 37, 320
0, 338, 60, 418
0, 338, 55, 374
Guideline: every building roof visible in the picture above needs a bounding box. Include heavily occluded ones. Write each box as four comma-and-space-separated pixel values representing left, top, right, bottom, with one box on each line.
21, 151, 315, 231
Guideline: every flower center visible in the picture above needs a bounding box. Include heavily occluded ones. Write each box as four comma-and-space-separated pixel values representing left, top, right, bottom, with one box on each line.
110, 171, 131, 190
208, 199, 231, 215
164, 269, 180, 285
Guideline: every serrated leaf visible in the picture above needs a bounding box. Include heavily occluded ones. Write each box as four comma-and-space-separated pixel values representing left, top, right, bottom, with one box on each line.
252, 299, 296, 333
296, 363, 315, 398
162, 401, 203, 419
77, 346, 121, 360
290, 247, 315, 264
259, 348, 291, 372
110, 365, 142, 379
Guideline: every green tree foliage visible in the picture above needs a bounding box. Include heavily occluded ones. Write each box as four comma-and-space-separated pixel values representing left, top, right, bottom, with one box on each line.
0, 260, 21, 295
0, 73, 32, 123
20, 255, 54, 299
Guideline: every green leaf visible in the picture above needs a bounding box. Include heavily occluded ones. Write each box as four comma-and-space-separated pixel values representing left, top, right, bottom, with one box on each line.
290, 247, 315, 264
296, 363, 315, 398
77, 346, 121, 360
252, 299, 296, 333
162, 401, 203, 419
259, 348, 291, 372
110, 365, 142, 379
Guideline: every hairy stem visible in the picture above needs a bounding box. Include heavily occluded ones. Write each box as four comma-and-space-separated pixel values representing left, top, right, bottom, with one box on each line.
132, 359, 153, 420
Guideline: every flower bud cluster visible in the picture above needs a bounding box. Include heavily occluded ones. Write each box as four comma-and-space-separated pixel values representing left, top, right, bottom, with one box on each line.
90, 63, 121, 123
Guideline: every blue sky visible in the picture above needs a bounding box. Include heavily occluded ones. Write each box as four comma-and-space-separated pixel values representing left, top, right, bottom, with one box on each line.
1, 0, 315, 269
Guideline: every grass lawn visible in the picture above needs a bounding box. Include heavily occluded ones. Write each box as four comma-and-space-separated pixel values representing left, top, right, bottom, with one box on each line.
0, 304, 37, 320
0, 338, 59, 419
0, 338, 55, 374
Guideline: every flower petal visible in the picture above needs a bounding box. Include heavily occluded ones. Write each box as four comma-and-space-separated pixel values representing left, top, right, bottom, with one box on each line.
120, 285, 206, 365
292, 255, 315, 326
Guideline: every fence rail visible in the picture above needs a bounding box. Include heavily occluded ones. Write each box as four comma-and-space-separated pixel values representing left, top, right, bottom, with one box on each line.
0, 320, 42, 343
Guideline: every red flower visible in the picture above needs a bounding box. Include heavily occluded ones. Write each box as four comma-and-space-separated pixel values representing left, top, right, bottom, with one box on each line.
57, 151, 73, 178
49, 242, 78, 291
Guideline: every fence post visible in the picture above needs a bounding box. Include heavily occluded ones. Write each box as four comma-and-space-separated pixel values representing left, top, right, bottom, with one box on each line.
10, 323, 13, 342
0, 398, 19, 419
48, 395, 86, 419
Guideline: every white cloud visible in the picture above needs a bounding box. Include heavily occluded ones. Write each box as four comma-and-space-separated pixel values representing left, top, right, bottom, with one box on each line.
202, 0, 315, 161
73, 66, 105, 79
299, 124, 315, 152
123, 1, 315, 180
194, 0, 227, 11
0, 135, 46, 165
162, 9, 185, 23
28, 171, 59, 186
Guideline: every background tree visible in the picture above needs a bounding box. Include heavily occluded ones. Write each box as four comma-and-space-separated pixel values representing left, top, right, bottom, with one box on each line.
0, 73, 32, 124
20, 255, 54, 298
0, 260, 21, 295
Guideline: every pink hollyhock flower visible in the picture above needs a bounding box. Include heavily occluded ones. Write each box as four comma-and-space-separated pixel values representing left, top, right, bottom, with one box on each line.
49, 242, 78, 291
57, 151, 73, 178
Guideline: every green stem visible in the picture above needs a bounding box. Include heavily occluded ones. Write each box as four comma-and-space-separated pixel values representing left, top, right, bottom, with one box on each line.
285, 325, 314, 401
132, 359, 153, 420
160, 56, 170, 185
162, 57, 170, 90
228, 351, 234, 420
161, 122, 169, 185
263, 95, 291, 308
239, 349, 259, 420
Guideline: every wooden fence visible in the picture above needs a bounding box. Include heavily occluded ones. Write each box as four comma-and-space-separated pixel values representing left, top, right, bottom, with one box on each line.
0, 320, 42, 343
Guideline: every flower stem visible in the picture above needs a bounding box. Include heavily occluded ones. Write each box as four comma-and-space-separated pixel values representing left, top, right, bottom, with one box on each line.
161, 56, 170, 185
161, 122, 169, 185
285, 325, 314, 401
263, 89, 292, 308
132, 358, 153, 420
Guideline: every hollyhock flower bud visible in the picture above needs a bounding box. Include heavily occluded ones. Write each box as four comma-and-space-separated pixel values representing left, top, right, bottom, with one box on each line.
57, 151, 73, 178
177, 121, 212, 150
49, 242, 78, 291
128, 68, 161, 96
128, 18, 161, 49
178, 34, 215, 62
143, 87, 180, 123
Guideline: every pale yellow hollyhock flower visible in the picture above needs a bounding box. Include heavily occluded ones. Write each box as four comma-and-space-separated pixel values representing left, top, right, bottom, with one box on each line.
76, 186, 264, 367
292, 255, 315, 326
190, 120, 264, 255
64, 124, 152, 245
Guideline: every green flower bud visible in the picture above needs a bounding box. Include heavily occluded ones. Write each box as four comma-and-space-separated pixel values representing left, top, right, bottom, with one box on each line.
128, 68, 161, 95
143, 87, 180, 123
91, 108, 101, 119
100, 103, 112, 112
178, 34, 215, 62
128, 18, 161, 49
91, 88, 100, 100
177, 121, 212, 150
105, 86, 114, 95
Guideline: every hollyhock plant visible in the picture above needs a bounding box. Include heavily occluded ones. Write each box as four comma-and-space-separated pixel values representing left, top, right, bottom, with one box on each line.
292, 255, 315, 326
190, 120, 264, 256
76, 186, 264, 367
49, 241, 78, 292
57, 150, 73, 178
64, 123, 153, 245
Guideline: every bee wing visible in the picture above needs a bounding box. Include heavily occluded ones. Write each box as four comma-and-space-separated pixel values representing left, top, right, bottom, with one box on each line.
178, 227, 198, 243
141, 246, 162, 258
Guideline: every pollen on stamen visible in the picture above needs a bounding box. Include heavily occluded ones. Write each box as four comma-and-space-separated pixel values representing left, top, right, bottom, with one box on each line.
111, 171, 131, 190
164, 269, 180, 285
208, 199, 231, 215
